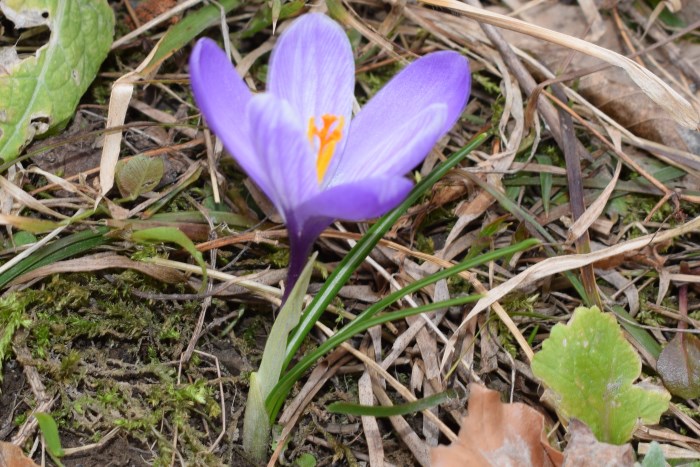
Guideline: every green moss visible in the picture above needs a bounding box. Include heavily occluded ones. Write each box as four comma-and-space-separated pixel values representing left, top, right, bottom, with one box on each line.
473, 72, 501, 95
415, 233, 435, 255
0, 293, 33, 380
3, 269, 245, 465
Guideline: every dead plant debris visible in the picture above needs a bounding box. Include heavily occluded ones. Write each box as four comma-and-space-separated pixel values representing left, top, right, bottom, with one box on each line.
0, 0, 699, 465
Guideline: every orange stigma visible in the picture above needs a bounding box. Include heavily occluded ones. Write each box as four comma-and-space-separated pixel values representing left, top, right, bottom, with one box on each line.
308, 114, 344, 183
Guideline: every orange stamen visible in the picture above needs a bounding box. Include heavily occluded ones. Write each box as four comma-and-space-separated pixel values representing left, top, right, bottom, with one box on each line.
308, 114, 344, 183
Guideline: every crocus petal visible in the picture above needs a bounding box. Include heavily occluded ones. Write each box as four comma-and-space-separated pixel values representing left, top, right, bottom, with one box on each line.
332, 51, 470, 182
247, 94, 319, 220
189, 39, 272, 194
267, 13, 354, 129
330, 104, 447, 185
299, 177, 413, 222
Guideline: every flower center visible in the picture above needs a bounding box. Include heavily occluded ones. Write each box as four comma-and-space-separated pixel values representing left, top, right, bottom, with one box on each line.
308, 114, 344, 183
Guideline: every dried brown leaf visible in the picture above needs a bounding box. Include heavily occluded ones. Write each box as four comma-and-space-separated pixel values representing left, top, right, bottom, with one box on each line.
566, 161, 621, 244
9, 253, 188, 287
562, 419, 635, 467
481, 1, 698, 152
420, 0, 699, 129
431, 384, 563, 467
0, 441, 39, 467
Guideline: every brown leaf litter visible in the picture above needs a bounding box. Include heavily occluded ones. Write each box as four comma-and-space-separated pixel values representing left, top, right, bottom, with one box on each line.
431, 384, 564, 467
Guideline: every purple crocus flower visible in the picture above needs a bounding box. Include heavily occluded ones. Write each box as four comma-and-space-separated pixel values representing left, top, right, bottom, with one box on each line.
190, 13, 470, 293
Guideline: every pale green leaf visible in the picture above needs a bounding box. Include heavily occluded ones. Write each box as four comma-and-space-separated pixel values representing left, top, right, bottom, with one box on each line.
35, 412, 64, 462
242, 372, 270, 463
0, 0, 114, 161
531, 306, 670, 444
295, 453, 317, 467
131, 227, 207, 283
243, 253, 316, 461
641, 442, 666, 467
12, 231, 37, 246
116, 155, 164, 199
0, 214, 60, 234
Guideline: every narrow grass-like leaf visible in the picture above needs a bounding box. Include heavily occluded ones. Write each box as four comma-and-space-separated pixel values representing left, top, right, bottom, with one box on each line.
465, 170, 588, 302
536, 154, 553, 216
140, 0, 241, 76
269, 295, 482, 420
0, 215, 62, 234
149, 210, 254, 229
283, 133, 488, 370
267, 237, 538, 418
0, 227, 110, 289
131, 227, 207, 283
328, 389, 457, 417
611, 305, 661, 359
243, 254, 316, 461
35, 412, 64, 462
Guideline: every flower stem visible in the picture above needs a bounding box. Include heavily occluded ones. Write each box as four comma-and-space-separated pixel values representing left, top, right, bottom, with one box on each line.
283, 242, 306, 303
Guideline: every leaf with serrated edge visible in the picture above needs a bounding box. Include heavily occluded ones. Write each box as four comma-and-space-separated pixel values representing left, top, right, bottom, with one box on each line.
531, 306, 670, 444
0, 0, 114, 161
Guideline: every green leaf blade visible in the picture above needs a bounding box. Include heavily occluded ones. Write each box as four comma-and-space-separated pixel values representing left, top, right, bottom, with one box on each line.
35, 412, 64, 460
131, 226, 207, 283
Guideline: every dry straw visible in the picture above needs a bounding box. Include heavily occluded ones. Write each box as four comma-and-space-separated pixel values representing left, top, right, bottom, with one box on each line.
420, 0, 700, 129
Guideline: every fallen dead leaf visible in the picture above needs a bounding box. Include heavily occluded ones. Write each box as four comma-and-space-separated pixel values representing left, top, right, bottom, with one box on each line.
431, 384, 563, 467
0, 441, 39, 467
483, 1, 699, 152
419, 0, 699, 130
563, 419, 635, 467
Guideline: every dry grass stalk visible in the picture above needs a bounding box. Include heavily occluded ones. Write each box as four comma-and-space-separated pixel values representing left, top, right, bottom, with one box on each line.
420, 0, 700, 129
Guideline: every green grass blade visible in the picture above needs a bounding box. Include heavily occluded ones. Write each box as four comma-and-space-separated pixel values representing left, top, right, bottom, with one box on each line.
0, 226, 110, 289
141, 0, 241, 75
611, 305, 662, 359
341, 239, 539, 339
267, 294, 483, 420
131, 226, 208, 283
35, 412, 65, 464
267, 240, 539, 419
282, 133, 489, 370
466, 171, 589, 302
